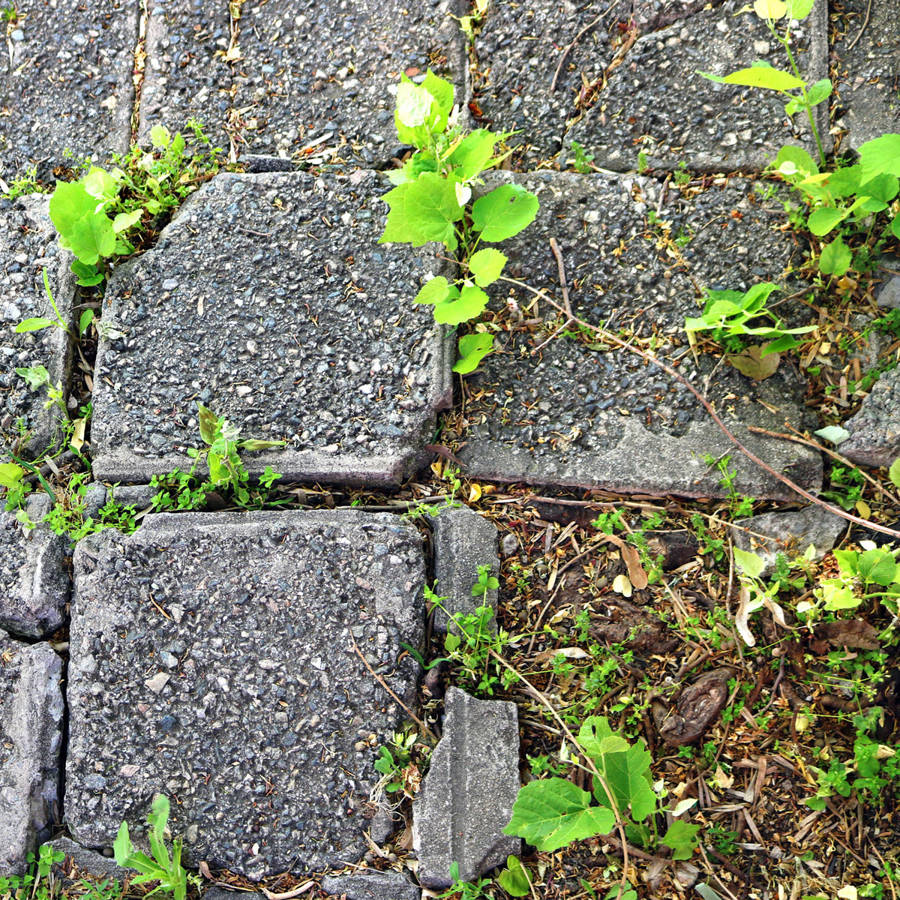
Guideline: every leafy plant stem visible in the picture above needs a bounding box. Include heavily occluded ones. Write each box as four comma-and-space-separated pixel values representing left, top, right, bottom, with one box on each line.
497, 274, 900, 540
9, 454, 57, 502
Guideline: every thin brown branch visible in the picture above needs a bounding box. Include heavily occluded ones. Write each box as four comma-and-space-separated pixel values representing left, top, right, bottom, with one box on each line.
550, 8, 612, 92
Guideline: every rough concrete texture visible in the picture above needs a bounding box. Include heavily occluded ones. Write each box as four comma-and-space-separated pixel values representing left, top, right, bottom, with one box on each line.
0, 494, 70, 639
66, 510, 425, 880
48, 837, 133, 886
90, 171, 453, 486
413, 687, 520, 888
734, 505, 846, 577
454, 172, 822, 500
0, 196, 73, 459
232, 0, 467, 166
431, 507, 499, 633
321, 871, 421, 900
138, 0, 235, 149
0, 635, 64, 874
839, 368, 900, 468
568, 0, 829, 172
832, 0, 900, 148
0, 0, 137, 178
475, 0, 827, 170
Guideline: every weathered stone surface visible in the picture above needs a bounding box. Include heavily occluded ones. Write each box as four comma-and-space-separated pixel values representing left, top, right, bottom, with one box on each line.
321, 871, 420, 900
840, 368, 900, 468
413, 687, 520, 888
232, 0, 466, 166
138, 0, 234, 149
90, 171, 453, 486
0, 636, 64, 874
431, 507, 499, 633
203, 890, 264, 900
48, 837, 132, 886
0, 1, 137, 178
832, 0, 900, 149
452, 172, 822, 500
0, 495, 69, 639
0, 196, 74, 458
66, 510, 425, 880
475, 0, 827, 171
734, 505, 845, 577
568, 0, 829, 171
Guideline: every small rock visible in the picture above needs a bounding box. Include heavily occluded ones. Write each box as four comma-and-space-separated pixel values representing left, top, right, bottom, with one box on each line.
414, 687, 520, 888
144, 672, 170, 694
500, 533, 519, 557
321, 871, 420, 900
876, 274, 900, 310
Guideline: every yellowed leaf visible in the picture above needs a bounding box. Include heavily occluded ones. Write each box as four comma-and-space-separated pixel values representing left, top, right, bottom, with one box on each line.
714, 766, 734, 789
70, 417, 86, 452
855, 499, 871, 519
468, 483, 482, 503
753, 0, 788, 19
430, 461, 443, 478
612, 573, 633, 597
727, 344, 781, 380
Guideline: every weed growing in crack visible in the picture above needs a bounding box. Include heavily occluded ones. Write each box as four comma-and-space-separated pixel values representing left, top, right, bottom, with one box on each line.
379, 70, 539, 373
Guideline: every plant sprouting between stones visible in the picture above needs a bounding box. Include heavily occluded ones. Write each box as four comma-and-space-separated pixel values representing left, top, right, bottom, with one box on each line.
379, 70, 539, 374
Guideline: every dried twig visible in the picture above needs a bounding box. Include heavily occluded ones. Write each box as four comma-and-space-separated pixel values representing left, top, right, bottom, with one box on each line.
845, 0, 873, 51
550, 8, 612, 92
499, 274, 900, 539
531, 238, 576, 354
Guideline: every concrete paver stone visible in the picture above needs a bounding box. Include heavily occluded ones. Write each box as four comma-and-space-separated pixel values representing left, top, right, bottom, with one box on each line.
0, 0, 137, 179
321, 871, 421, 900
839, 368, 900, 469
454, 171, 822, 500
66, 510, 425, 880
89, 171, 453, 486
0, 494, 70, 639
0, 196, 74, 459
413, 687, 520, 888
0, 635, 64, 874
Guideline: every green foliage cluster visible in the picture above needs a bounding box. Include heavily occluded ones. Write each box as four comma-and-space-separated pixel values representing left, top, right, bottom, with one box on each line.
504, 716, 700, 859
49, 121, 223, 287
379, 70, 539, 373
0, 844, 65, 900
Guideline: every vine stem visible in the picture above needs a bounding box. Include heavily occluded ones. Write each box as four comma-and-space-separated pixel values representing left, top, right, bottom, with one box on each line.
498, 274, 900, 540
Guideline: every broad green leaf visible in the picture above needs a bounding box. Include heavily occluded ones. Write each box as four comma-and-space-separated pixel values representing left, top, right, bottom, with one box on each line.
396, 81, 434, 129
197, 403, 220, 446
776, 144, 818, 176
596, 740, 656, 821
805, 78, 832, 108
414, 276, 454, 306
0, 463, 25, 489
820, 580, 859, 610
71, 259, 104, 286
661, 820, 700, 860
824, 165, 862, 198
892, 214, 900, 240
50, 180, 117, 265
503, 778, 616, 852
699, 66, 804, 92
858, 549, 897, 587
734, 547, 766, 579
468, 248, 507, 287
859, 173, 899, 203
150, 124, 172, 149
472, 184, 540, 242
380, 173, 464, 251
15, 317, 54, 332
578, 716, 617, 759
422, 69, 454, 131
453, 333, 494, 374
753, 0, 787, 19
449, 129, 499, 180
832, 548, 859, 577
808, 206, 848, 236
16, 365, 50, 389
741, 281, 780, 310
858, 134, 900, 182
786, 0, 815, 18
82, 166, 118, 203
433, 283, 489, 325
112, 208, 143, 233
79, 309, 95, 335
496, 856, 531, 897
889, 458, 900, 489
818, 236, 852, 276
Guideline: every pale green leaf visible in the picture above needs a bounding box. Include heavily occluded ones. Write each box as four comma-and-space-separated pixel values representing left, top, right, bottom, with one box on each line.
396, 81, 434, 129
889, 458, 900, 489
808, 206, 848, 236
661, 820, 700, 860
775, 144, 818, 176
453, 333, 494, 374
150, 124, 172, 149
818, 236, 852, 276
472, 184, 539, 242
422, 69, 454, 129
197, 403, 220, 446
0, 463, 25, 489
733, 547, 766, 579
15, 317, 54, 332
112, 208, 143, 233
814, 424, 850, 445
50, 180, 117, 265
805, 78, 832, 108
433, 283, 489, 325
858, 549, 897, 587
503, 778, 616, 852
380, 174, 464, 251
468, 248, 507, 287
858, 134, 900, 183
786, 0, 815, 18
496, 856, 531, 897
753, 0, 787, 19
699, 66, 804, 92
81, 166, 118, 203
449, 129, 499, 180
414, 277, 454, 306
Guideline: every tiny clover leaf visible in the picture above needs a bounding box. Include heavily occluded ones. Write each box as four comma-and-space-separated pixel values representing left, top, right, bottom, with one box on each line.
379, 173, 463, 251
661, 820, 701, 860
468, 248, 507, 287
433, 283, 489, 326
453, 333, 495, 374
699, 65, 804, 92
472, 183, 540, 242
503, 777, 616, 852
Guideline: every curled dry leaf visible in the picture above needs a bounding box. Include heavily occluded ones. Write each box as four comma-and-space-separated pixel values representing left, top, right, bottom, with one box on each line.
735, 583, 756, 646
814, 618, 880, 650
600, 533, 649, 589
533, 646, 592, 664
658, 669, 731, 746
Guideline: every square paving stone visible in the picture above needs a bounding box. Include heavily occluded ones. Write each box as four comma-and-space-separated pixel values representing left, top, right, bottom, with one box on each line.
475, 0, 828, 171
138, 0, 234, 151
0, 0, 137, 180
452, 172, 821, 500
0, 495, 70, 639
832, 0, 900, 149
1, 196, 74, 459
0, 635, 64, 874
66, 510, 425, 880
89, 170, 453, 486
